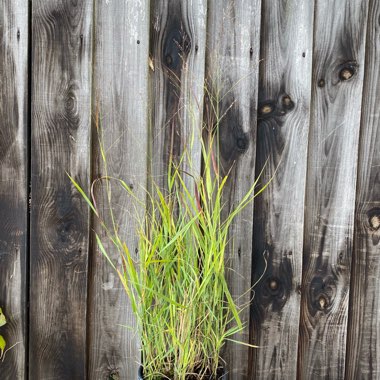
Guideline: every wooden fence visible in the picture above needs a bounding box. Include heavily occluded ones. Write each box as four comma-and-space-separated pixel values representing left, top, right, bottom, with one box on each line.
0, 0, 379, 379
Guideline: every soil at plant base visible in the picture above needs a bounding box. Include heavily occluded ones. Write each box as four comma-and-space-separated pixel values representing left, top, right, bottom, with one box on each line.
139, 366, 226, 379
186, 367, 226, 379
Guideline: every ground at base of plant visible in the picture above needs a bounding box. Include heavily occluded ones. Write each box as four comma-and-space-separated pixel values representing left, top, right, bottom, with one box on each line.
138, 365, 227, 380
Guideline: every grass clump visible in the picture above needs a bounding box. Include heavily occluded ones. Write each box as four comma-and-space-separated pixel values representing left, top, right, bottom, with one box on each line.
70, 85, 268, 379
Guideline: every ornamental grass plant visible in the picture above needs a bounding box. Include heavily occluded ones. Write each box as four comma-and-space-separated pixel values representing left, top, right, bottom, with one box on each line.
69, 83, 268, 380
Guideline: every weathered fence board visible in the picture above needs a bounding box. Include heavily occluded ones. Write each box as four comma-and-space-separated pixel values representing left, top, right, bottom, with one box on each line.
0, 1, 28, 378
149, 0, 207, 191
206, 1, 261, 378
345, 0, 380, 378
250, 1, 314, 379
88, 1, 150, 379
297, 1, 369, 379
29, 1, 93, 378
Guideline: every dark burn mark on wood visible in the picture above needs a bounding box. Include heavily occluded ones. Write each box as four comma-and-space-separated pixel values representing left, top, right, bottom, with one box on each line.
253, 247, 293, 313
62, 82, 80, 130
47, 9, 87, 68
163, 20, 191, 71
150, 3, 195, 173
56, 218, 81, 246
236, 136, 248, 151
42, 185, 85, 250
308, 275, 337, 316
258, 93, 296, 121
218, 102, 250, 173
318, 79, 325, 87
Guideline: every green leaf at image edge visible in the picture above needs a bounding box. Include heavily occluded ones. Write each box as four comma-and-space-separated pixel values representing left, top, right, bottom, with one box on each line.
0, 308, 6, 327
0, 335, 6, 355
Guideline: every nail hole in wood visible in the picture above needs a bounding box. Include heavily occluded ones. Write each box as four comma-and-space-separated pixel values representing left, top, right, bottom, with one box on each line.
195, 44, 199, 52
318, 79, 325, 88
17, 29, 20, 40
302, 52, 306, 57
250, 47, 253, 55
137, 40, 140, 44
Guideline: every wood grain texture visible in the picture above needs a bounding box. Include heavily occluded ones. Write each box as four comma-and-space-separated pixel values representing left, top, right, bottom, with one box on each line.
0, 1, 28, 378
298, 1, 369, 378
250, 1, 313, 379
345, 1, 380, 378
88, 1, 150, 379
205, 1, 261, 378
30, 1, 93, 378
150, 0, 207, 191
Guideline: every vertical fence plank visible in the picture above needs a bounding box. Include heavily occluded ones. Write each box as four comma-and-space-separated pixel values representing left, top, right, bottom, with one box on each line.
150, 0, 207, 190
298, 1, 369, 378
250, 1, 313, 379
205, 1, 261, 378
88, 1, 150, 379
0, 1, 28, 378
30, 1, 93, 378
345, 0, 380, 378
